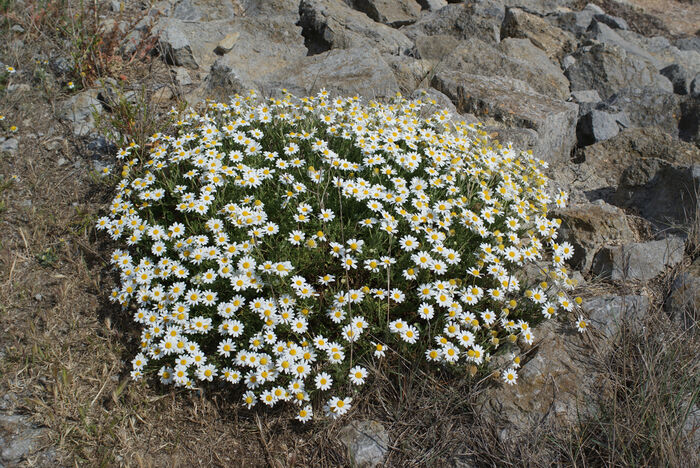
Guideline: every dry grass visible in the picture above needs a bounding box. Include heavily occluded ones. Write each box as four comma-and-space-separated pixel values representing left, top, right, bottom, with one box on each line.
1, 0, 699, 466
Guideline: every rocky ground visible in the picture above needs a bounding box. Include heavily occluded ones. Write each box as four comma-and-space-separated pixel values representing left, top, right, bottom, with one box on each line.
0, 0, 699, 466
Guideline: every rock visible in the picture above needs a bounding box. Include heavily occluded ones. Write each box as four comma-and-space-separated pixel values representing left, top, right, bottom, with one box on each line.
560, 54, 575, 70
660, 64, 693, 95
264, 47, 399, 98
400, 0, 504, 44
11, 24, 25, 33
576, 109, 630, 146
414, 34, 460, 61
615, 31, 700, 73
339, 420, 390, 468
591, 237, 685, 282
109, 0, 122, 12
299, 0, 413, 56
500, 7, 575, 61
351, 0, 422, 27
592, 13, 628, 30
675, 36, 700, 53
666, 257, 700, 330
0, 138, 18, 153
50, 55, 73, 76
571, 89, 601, 103
431, 70, 578, 164
410, 87, 460, 119
582, 295, 650, 340
691, 75, 700, 99
605, 87, 683, 139
173, 67, 193, 86
614, 162, 700, 233
549, 3, 601, 36
204, 16, 307, 98
416, 0, 447, 10
439, 37, 570, 100
565, 43, 673, 100
58, 90, 102, 137
382, 55, 432, 92
554, 201, 637, 272
502, 0, 576, 17
480, 294, 647, 438
0, 414, 46, 464
679, 97, 699, 146
213, 32, 240, 55
158, 18, 198, 69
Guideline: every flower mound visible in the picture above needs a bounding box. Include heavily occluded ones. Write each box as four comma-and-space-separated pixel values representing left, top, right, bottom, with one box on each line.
97, 91, 583, 422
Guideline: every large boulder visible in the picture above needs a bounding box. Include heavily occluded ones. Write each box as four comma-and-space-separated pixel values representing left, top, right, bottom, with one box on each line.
573, 127, 700, 191
605, 87, 683, 139
203, 16, 307, 98
555, 201, 638, 272
431, 70, 578, 164
350, 0, 422, 27
565, 43, 672, 100
500, 7, 576, 61
576, 108, 630, 146
549, 3, 603, 36
614, 161, 700, 233
615, 30, 700, 73
591, 237, 686, 281
299, 0, 413, 55
263, 47, 400, 98
438, 38, 570, 100
399, 0, 505, 44
481, 294, 649, 439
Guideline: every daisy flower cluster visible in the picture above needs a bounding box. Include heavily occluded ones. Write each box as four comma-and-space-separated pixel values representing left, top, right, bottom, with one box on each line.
97, 90, 584, 422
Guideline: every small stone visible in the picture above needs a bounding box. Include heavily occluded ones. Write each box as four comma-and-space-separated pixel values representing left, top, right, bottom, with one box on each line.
110, 0, 122, 12
691, 74, 700, 99
0, 138, 18, 153
11, 24, 25, 33
214, 32, 240, 55
151, 86, 173, 103
416, 0, 447, 10
339, 420, 389, 468
560, 54, 575, 70
57, 157, 67, 166
34, 294, 43, 301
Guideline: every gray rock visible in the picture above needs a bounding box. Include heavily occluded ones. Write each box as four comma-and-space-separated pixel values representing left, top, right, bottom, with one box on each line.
549, 3, 600, 36
591, 237, 685, 281
0, 138, 18, 153
554, 201, 638, 272
158, 18, 198, 69
560, 54, 575, 70
606, 87, 682, 139
438, 37, 570, 100
0, 414, 45, 463
58, 90, 102, 137
410, 87, 459, 118
339, 420, 389, 468
299, 0, 413, 56
109, 0, 122, 12
571, 89, 601, 103
416, 0, 447, 10
592, 13, 628, 30
666, 257, 700, 330
11, 24, 25, 33
614, 162, 700, 233
352, 0, 422, 27
50, 55, 73, 76
691, 75, 700, 98
565, 43, 673, 100
661, 64, 693, 95
400, 1, 504, 44
432, 70, 578, 164
502, 0, 576, 17
577, 109, 630, 146
382, 54, 433, 92
582, 295, 650, 339
500, 7, 575, 61
615, 31, 700, 73
675, 36, 700, 53
414, 34, 460, 61
204, 16, 307, 98
587, 21, 660, 68
264, 47, 399, 98
572, 127, 700, 197
173, 67, 193, 86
